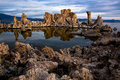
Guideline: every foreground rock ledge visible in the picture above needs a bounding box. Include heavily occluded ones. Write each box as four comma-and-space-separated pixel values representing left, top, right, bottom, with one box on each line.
0, 42, 120, 80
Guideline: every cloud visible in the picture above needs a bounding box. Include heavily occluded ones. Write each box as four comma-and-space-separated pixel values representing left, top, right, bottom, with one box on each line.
0, 0, 120, 20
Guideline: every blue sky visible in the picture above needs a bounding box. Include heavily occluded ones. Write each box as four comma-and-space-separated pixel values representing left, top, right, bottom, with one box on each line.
0, 0, 120, 20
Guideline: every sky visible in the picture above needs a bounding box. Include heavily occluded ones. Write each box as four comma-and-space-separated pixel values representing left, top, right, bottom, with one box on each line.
0, 0, 120, 20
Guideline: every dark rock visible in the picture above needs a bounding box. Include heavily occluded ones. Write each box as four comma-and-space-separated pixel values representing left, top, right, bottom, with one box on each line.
113, 27, 117, 31
86, 11, 93, 25
100, 25, 112, 32
93, 36, 120, 46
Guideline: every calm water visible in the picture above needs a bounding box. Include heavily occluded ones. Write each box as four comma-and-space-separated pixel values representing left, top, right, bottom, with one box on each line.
0, 27, 92, 51
0, 22, 119, 51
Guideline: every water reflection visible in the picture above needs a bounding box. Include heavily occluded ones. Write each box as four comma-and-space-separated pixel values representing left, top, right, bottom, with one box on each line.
0, 27, 79, 41
41, 27, 78, 41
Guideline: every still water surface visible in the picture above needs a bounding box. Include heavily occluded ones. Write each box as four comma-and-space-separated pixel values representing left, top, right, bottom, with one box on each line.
0, 22, 119, 51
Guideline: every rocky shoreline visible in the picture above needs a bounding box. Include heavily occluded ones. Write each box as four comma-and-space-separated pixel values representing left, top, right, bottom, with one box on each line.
0, 9, 119, 80
0, 30, 120, 80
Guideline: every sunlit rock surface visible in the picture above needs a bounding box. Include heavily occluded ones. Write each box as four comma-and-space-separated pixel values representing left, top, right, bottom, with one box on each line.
0, 41, 119, 80
40, 9, 79, 27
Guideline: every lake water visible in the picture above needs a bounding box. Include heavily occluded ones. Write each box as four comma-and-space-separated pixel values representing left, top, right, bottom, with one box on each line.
0, 22, 120, 51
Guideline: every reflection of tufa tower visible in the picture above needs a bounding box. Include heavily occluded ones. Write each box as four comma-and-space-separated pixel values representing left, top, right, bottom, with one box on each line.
86, 11, 93, 25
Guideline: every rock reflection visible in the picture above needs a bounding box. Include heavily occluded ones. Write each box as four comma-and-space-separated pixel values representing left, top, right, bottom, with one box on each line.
0, 27, 79, 41
41, 27, 78, 41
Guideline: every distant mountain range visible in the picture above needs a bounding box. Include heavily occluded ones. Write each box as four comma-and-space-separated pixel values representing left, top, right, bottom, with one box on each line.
0, 13, 120, 24
0, 13, 43, 24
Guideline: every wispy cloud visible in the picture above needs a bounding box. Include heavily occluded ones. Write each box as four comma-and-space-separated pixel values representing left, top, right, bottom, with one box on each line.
0, 0, 120, 20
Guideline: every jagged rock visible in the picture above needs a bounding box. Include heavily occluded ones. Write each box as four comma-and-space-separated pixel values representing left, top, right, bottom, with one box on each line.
21, 13, 28, 25
31, 21, 40, 26
9, 68, 49, 80
14, 42, 32, 54
0, 43, 9, 56
86, 11, 93, 25
93, 16, 103, 27
0, 42, 120, 80
17, 21, 22, 28
40, 9, 79, 27
13, 16, 17, 28
93, 36, 120, 46
45, 73, 56, 80
0, 23, 3, 28
40, 12, 55, 26
71, 68, 94, 80
100, 25, 112, 32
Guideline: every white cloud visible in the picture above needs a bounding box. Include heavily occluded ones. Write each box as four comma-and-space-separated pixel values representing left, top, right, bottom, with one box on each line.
77, 12, 106, 19
0, 0, 120, 20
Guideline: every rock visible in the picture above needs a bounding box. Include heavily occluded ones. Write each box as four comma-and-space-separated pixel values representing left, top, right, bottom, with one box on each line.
45, 73, 56, 80
0, 43, 9, 56
21, 13, 28, 25
0, 43, 9, 64
93, 36, 120, 46
0, 23, 3, 28
0, 42, 120, 80
41, 12, 55, 26
81, 29, 101, 37
13, 16, 17, 28
113, 27, 117, 31
100, 25, 112, 32
86, 11, 93, 25
81, 22, 87, 26
93, 16, 103, 27
61, 75, 71, 80
15, 42, 32, 54
71, 68, 94, 80
40, 9, 79, 27
117, 31, 120, 37
17, 21, 22, 28
9, 68, 49, 80
9, 75, 26, 80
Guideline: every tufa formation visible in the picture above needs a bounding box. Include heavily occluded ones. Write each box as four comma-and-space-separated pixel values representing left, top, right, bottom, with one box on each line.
40, 9, 79, 27
12, 13, 39, 28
